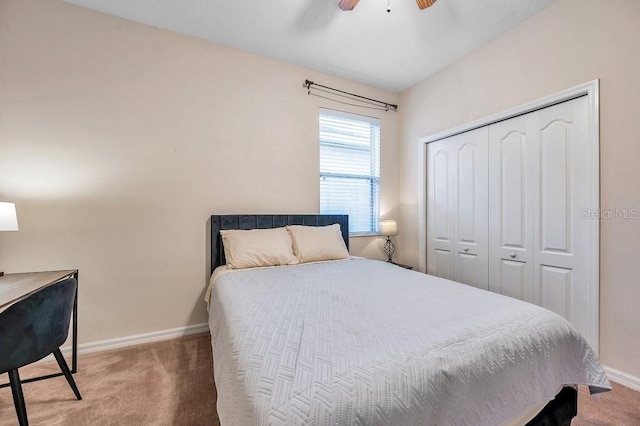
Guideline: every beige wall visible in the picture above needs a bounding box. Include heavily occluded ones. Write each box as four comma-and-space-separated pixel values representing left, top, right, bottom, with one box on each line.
0, 0, 399, 342
3, 0, 638, 380
399, 0, 640, 376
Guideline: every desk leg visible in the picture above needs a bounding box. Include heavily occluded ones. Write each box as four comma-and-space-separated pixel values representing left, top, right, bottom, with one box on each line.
72, 271, 78, 374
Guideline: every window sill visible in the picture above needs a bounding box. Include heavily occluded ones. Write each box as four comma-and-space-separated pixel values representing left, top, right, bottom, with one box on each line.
349, 233, 384, 238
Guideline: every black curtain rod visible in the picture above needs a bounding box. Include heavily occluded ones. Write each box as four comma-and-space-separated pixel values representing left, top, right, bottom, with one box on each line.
304, 79, 398, 112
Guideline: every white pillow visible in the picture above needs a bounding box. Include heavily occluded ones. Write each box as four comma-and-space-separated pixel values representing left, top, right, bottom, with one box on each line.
220, 227, 298, 269
286, 224, 349, 263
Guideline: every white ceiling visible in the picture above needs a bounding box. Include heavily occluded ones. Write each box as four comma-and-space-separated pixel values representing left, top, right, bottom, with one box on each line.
64, 0, 556, 92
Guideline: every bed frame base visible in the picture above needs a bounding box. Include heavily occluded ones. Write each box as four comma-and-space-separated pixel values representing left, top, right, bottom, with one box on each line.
526, 386, 577, 426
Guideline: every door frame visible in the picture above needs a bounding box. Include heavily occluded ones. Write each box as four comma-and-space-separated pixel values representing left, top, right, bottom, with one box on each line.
417, 80, 600, 354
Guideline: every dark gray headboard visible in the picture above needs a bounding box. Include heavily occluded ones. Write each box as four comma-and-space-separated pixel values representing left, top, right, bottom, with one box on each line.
210, 214, 349, 273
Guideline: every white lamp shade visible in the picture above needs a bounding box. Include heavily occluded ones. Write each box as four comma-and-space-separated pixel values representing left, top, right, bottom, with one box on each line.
379, 219, 398, 236
0, 202, 19, 231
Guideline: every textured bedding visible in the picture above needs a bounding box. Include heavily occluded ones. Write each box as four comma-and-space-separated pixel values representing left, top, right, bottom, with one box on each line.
207, 258, 610, 426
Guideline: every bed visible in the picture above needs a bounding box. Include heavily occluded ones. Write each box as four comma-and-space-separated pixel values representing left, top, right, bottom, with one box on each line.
207, 214, 610, 425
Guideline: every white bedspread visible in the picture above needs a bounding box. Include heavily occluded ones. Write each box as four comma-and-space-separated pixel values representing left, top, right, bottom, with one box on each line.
207, 258, 610, 426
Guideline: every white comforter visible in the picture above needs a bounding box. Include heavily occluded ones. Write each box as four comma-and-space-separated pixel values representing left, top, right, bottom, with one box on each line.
207, 258, 610, 426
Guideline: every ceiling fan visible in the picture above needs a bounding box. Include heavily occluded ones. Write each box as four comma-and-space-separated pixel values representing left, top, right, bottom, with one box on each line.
338, 0, 437, 11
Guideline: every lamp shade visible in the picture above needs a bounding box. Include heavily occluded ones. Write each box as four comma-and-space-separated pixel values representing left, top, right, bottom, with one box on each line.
0, 202, 19, 231
379, 219, 398, 236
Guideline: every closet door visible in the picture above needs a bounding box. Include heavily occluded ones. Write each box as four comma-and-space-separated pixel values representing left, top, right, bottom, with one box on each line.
532, 96, 591, 337
427, 128, 488, 289
453, 128, 489, 290
487, 96, 592, 344
488, 115, 535, 302
426, 93, 596, 348
426, 137, 457, 280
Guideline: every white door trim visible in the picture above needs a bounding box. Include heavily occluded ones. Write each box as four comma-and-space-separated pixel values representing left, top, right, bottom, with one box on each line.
417, 80, 600, 355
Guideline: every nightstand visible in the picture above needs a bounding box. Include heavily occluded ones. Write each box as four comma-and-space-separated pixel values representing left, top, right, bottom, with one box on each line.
389, 261, 413, 270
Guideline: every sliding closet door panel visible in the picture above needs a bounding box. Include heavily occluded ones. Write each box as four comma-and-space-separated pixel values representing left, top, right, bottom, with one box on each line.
488, 115, 535, 302
427, 128, 488, 288
427, 140, 456, 280
533, 96, 590, 340
454, 127, 489, 290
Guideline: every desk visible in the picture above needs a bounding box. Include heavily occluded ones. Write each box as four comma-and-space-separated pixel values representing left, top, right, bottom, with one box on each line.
0, 270, 78, 387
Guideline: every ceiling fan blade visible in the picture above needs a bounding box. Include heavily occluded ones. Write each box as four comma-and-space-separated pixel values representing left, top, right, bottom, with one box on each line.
416, 0, 437, 10
338, 0, 361, 11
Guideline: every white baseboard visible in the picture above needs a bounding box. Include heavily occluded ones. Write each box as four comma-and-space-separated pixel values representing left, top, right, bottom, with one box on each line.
40, 323, 209, 363
604, 365, 640, 392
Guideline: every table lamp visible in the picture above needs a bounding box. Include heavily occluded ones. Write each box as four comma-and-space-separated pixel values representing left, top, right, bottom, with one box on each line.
0, 202, 19, 277
380, 219, 398, 263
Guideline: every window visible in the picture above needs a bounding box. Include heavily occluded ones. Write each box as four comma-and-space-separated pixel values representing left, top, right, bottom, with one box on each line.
319, 109, 380, 235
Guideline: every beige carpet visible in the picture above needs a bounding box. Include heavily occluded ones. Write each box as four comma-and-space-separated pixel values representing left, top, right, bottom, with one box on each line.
1, 333, 638, 425
0, 334, 218, 425
574, 383, 640, 426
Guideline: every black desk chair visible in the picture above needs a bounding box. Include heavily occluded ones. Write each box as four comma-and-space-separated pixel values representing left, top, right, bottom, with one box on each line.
0, 277, 82, 425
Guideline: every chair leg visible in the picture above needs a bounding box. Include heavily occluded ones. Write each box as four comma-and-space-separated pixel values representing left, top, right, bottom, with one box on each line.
8, 369, 29, 426
53, 349, 82, 401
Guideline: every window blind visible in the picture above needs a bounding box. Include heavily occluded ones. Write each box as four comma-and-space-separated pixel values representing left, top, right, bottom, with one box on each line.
319, 110, 380, 235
